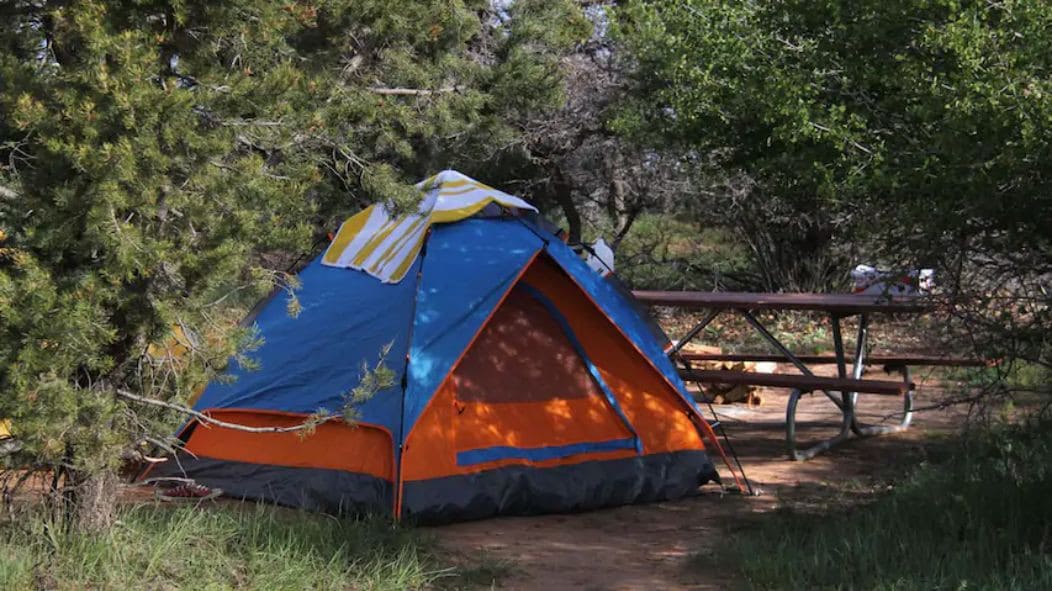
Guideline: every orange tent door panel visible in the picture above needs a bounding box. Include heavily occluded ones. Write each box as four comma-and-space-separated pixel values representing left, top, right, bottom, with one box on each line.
521, 257, 706, 455
399, 256, 717, 523
451, 288, 638, 463
403, 287, 639, 481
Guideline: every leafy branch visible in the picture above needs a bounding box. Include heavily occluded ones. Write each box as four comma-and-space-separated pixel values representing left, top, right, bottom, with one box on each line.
341, 341, 395, 423
114, 389, 338, 434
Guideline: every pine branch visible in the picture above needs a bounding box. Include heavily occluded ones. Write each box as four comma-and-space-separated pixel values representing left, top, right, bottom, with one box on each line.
367, 86, 462, 96
0, 437, 23, 457
115, 389, 336, 434
120, 449, 167, 464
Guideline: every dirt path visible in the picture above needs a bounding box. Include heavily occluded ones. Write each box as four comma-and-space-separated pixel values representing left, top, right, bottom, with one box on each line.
431, 372, 968, 590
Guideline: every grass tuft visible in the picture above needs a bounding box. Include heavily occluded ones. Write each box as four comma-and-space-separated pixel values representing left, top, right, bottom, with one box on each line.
0, 502, 448, 590
447, 550, 517, 589
720, 418, 1052, 590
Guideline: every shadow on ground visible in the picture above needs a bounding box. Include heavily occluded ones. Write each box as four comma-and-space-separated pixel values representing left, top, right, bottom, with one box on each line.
430, 373, 969, 590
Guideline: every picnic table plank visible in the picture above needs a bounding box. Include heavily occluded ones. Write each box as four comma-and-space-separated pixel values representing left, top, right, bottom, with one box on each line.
679, 352, 986, 367
632, 290, 930, 314
678, 369, 911, 396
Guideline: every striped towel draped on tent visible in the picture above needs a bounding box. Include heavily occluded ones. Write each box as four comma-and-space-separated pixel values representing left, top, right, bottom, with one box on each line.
322, 170, 537, 283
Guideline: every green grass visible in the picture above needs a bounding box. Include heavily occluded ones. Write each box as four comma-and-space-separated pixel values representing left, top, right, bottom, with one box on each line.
0, 502, 494, 590
719, 419, 1052, 590
615, 213, 754, 291
447, 550, 516, 589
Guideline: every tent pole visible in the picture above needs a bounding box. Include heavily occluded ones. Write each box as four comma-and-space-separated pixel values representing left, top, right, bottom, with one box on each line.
393, 228, 432, 520
677, 354, 755, 496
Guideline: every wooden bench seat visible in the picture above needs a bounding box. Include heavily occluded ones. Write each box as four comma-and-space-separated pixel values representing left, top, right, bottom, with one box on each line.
679, 368, 916, 461
678, 352, 986, 368
678, 369, 912, 396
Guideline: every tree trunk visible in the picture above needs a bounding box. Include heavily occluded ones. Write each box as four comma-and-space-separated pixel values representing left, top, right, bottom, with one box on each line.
72, 470, 119, 533
551, 168, 582, 245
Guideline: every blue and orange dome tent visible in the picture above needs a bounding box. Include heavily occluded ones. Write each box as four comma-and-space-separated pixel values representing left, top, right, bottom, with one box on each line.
144, 171, 738, 523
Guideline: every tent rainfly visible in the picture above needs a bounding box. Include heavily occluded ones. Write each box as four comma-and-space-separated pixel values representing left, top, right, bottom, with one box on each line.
143, 170, 727, 523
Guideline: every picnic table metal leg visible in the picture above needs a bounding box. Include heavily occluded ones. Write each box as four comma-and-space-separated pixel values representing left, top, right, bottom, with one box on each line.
786, 388, 853, 461
829, 314, 857, 436
669, 309, 721, 355
847, 314, 869, 436
712, 308, 913, 460
781, 314, 856, 461
740, 310, 845, 411
852, 365, 915, 436
897, 365, 915, 429
741, 310, 854, 460
850, 314, 914, 436
893, 365, 915, 430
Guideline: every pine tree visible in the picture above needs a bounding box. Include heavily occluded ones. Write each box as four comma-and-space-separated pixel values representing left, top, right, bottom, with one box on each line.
0, 0, 587, 530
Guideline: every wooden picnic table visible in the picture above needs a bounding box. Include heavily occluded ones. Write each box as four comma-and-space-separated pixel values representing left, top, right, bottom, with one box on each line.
632, 290, 939, 460
633, 291, 930, 315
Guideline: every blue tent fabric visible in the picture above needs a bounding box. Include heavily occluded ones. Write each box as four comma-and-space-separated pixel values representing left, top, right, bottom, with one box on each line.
401, 219, 544, 435
191, 216, 694, 442
190, 254, 421, 437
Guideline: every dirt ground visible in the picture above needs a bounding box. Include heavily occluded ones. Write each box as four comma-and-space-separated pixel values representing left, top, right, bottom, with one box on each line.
4, 312, 971, 590
2, 373, 971, 591
431, 368, 970, 591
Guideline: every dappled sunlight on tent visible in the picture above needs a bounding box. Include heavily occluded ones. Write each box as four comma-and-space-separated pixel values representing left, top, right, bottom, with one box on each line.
145, 173, 723, 523
521, 257, 705, 454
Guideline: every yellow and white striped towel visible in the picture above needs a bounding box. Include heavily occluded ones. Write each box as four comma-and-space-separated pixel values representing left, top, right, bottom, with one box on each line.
321, 170, 536, 283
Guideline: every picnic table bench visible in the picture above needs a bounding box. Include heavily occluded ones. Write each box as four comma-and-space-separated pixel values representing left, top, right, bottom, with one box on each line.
633, 290, 982, 460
